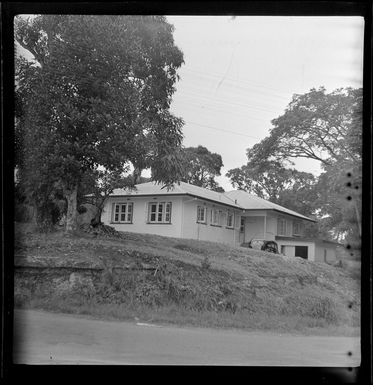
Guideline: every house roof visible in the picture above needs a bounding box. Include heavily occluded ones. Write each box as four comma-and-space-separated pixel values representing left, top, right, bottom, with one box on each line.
224, 190, 315, 222
110, 182, 315, 221
275, 236, 342, 246
110, 181, 242, 209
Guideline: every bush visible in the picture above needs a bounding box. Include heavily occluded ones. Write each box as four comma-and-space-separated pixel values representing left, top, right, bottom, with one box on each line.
309, 297, 338, 323
14, 203, 35, 223
280, 292, 339, 324
201, 256, 211, 270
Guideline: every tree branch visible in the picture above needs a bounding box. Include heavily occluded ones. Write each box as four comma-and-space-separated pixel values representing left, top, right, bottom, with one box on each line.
15, 37, 45, 69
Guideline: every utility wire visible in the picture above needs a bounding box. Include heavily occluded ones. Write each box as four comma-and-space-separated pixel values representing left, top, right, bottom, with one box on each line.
177, 77, 290, 106
185, 120, 261, 139
174, 99, 270, 122
183, 67, 291, 100
176, 89, 281, 115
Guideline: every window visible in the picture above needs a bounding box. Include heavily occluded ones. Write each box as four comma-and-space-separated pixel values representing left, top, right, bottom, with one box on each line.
112, 203, 133, 223
197, 206, 207, 223
226, 212, 234, 228
240, 217, 245, 233
277, 218, 287, 236
148, 202, 172, 223
293, 221, 302, 236
211, 208, 221, 226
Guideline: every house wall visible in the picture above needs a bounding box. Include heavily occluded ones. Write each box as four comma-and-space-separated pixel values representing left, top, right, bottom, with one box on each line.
102, 196, 183, 238
244, 216, 265, 241
314, 244, 337, 263
240, 212, 298, 243
265, 215, 277, 241
276, 214, 293, 237
276, 240, 316, 261
181, 198, 241, 246
102, 195, 242, 245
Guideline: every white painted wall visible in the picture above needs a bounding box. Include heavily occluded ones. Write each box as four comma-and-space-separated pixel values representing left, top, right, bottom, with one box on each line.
240, 212, 293, 243
265, 215, 277, 241
102, 196, 183, 238
314, 244, 337, 263
244, 216, 264, 241
102, 195, 242, 245
276, 240, 316, 261
181, 198, 241, 246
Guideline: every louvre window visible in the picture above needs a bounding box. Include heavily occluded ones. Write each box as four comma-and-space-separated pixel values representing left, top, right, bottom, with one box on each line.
277, 218, 287, 236
226, 212, 234, 228
211, 209, 221, 226
197, 206, 206, 223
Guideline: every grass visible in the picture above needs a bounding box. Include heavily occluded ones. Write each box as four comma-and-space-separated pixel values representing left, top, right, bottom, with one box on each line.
14, 222, 361, 335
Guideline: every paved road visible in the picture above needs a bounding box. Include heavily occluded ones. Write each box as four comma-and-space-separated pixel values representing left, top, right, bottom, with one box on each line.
13, 310, 360, 366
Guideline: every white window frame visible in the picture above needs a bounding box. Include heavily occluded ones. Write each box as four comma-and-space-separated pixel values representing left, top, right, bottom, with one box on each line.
148, 202, 172, 224
240, 217, 245, 233
112, 202, 133, 223
277, 218, 287, 236
211, 208, 221, 226
226, 212, 234, 228
197, 206, 207, 223
293, 221, 302, 236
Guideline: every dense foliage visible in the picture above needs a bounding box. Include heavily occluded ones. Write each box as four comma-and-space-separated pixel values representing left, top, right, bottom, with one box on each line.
227, 87, 362, 246
179, 145, 225, 192
15, 15, 185, 231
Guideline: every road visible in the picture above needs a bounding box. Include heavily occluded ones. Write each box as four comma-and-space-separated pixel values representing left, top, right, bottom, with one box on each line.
13, 310, 360, 366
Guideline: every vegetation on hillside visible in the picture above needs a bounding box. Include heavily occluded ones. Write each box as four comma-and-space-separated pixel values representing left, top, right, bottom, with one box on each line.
14, 223, 360, 335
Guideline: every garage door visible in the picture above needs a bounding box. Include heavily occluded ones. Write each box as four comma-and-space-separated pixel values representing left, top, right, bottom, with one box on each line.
295, 246, 308, 259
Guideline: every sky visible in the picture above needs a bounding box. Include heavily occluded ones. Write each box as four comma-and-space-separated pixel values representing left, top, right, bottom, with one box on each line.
16, 15, 364, 191
162, 16, 364, 191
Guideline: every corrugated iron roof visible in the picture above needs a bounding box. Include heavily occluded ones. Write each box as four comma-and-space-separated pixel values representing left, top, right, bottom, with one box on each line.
109, 182, 314, 221
224, 190, 315, 222
275, 236, 341, 245
110, 181, 242, 209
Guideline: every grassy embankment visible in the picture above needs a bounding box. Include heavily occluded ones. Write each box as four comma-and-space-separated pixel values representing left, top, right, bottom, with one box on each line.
14, 223, 360, 335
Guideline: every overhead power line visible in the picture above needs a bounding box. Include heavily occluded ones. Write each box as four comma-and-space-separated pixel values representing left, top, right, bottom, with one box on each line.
185, 120, 261, 140
182, 67, 291, 101
174, 99, 269, 122
177, 89, 280, 115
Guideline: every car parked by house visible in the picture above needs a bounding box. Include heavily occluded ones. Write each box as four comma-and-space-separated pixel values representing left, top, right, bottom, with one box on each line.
247, 239, 279, 254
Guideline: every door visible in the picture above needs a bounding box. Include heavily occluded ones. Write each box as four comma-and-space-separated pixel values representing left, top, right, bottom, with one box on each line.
295, 246, 308, 259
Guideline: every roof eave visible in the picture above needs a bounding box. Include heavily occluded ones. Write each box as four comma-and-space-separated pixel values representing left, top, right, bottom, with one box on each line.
241, 208, 315, 222
108, 192, 242, 210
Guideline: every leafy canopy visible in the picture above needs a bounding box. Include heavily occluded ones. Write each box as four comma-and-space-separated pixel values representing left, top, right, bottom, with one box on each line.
227, 87, 362, 243
180, 145, 225, 192
15, 15, 185, 229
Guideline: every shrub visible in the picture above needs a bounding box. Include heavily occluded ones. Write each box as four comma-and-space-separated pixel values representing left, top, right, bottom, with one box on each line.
280, 292, 339, 324
201, 256, 211, 270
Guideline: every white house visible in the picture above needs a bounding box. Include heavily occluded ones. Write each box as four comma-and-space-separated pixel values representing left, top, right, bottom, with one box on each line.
102, 181, 338, 263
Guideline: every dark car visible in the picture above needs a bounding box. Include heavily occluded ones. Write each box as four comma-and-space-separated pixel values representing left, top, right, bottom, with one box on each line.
248, 239, 279, 254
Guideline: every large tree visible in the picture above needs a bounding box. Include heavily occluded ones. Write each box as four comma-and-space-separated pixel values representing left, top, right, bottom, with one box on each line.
227, 87, 362, 243
15, 15, 185, 231
246, 87, 362, 167
179, 145, 224, 192
226, 160, 316, 206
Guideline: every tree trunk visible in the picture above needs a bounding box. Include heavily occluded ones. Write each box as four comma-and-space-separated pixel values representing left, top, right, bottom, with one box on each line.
91, 206, 103, 227
64, 184, 78, 232
31, 204, 38, 224
133, 167, 142, 184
